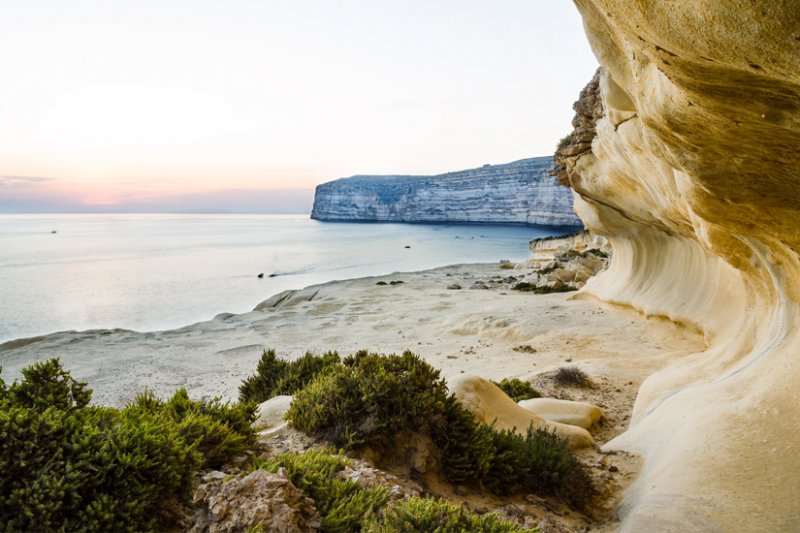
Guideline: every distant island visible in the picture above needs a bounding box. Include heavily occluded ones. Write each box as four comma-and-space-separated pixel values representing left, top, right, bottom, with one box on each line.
310, 156, 582, 227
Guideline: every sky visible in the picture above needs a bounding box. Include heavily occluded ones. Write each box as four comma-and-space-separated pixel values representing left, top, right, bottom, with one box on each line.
0, 1, 598, 213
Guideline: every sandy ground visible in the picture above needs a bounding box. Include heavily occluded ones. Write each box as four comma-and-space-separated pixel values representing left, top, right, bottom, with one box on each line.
0, 262, 704, 409
0, 262, 703, 410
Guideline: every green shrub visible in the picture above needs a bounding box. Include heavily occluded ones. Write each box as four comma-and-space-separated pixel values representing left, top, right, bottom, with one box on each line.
557, 132, 574, 150
364, 496, 536, 533
239, 349, 341, 404
0, 358, 258, 532
282, 350, 594, 511
492, 378, 541, 402
0, 362, 199, 532
288, 350, 448, 450
251, 449, 389, 533
4, 357, 91, 411
126, 388, 257, 469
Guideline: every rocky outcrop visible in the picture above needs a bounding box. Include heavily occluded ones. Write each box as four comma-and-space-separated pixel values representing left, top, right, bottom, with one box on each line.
311, 157, 582, 227
190, 469, 321, 533
564, 2, 800, 531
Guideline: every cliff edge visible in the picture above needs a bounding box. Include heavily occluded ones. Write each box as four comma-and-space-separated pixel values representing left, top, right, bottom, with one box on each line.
311, 156, 582, 227
564, 2, 800, 531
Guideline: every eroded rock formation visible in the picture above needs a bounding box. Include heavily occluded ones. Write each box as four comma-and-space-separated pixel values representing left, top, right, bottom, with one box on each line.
565, 1, 800, 530
311, 157, 582, 227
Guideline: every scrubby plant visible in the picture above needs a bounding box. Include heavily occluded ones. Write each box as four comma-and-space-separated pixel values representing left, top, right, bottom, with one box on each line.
0, 360, 199, 532
492, 378, 541, 402
553, 366, 591, 387
288, 350, 449, 449
251, 449, 389, 533
239, 349, 341, 404
364, 496, 536, 533
0, 358, 259, 532
557, 132, 574, 150
281, 350, 594, 511
126, 388, 256, 469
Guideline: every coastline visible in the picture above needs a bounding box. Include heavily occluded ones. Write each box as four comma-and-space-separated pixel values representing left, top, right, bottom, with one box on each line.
0, 260, 703, 409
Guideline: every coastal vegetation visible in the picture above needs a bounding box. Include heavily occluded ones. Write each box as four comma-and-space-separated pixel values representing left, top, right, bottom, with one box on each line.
0, 359, 255, 532
249, 448, 534, 533
1, 352, 593, 531
492, 377, 542, 401
277, 350, 594, 510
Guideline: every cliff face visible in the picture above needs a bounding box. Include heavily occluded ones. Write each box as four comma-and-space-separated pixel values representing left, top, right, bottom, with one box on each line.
565, 2, 800, 531
311, 157, 582, 227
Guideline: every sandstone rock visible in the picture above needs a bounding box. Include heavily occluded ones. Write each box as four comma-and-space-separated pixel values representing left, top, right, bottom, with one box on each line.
253, 395, 293, 431
190, 469, 321, 533
553, 268, 577, 283
518, 398, 602, 430
446, 283, 462, 290
469, 282, 489, 290
447, 374, 594, 449
561, 2, 800, 530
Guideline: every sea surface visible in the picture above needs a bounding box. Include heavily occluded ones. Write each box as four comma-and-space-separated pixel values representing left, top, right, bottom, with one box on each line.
0, 214, 576, 343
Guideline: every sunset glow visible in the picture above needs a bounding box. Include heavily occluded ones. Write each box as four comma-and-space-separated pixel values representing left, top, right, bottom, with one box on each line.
0, 1, 597, 212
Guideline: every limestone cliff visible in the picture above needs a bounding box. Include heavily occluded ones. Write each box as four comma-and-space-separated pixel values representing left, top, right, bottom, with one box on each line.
564, 1, 800, 531
311, 157, 582, 227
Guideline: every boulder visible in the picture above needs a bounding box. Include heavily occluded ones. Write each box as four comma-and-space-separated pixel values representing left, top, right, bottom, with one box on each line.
447, 374, 594, 449
253, 395, 293, 431
518, 398, 602, 430
191, 469, 321, 533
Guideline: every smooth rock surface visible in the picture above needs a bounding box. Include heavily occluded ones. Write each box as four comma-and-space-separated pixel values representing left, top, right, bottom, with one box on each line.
563, 2, 800, 530
253, 395, 293, 431
518, 398, 602, 430
448, 374, 594, 449
311, 157, 582, 226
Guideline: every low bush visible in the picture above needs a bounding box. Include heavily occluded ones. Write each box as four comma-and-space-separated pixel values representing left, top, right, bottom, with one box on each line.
126, 388, 257, 469
492, 378, 541, 402
282, 350, 594, 511
251, 449, 389, 533
364, 496, 534, 533
553, 366, 591, 387
239, 349, 341, 404
288, 350, 448, 450
0, 358, 258, 532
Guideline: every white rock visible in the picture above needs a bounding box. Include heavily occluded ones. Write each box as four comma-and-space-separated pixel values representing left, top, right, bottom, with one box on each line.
254, 395, 293, 431
518, 398, 602, 430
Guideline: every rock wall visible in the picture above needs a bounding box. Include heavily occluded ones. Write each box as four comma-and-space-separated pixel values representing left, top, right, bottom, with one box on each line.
311, 157, 582, 227
565, 1, 800, 531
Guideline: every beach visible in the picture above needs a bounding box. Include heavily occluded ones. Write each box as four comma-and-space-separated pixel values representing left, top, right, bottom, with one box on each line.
0, 260, 703, 411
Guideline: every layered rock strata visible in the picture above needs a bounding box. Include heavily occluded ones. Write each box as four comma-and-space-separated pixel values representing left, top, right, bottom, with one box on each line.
311, 157, 582, 227
564, 2, 800, 531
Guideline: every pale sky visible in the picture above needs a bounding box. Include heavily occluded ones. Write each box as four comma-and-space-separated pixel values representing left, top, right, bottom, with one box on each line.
0, 1, 597, 213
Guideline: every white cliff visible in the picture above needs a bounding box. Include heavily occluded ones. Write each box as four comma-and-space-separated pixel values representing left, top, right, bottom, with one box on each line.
311, 157, 582, 227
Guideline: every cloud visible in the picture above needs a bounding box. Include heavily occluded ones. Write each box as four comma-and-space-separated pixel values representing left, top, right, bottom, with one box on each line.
0, 175, 56, 187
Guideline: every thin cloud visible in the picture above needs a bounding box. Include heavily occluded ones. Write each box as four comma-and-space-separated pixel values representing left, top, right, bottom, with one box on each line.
0, 175, 56, 187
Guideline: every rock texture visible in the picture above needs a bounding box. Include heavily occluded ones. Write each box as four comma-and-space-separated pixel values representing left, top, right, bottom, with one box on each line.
190, 469, 321, 533
565, 2, 800, 531
311, 157, 582, 227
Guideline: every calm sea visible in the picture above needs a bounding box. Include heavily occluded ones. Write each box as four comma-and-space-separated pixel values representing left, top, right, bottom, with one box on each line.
0, 214, 575, 342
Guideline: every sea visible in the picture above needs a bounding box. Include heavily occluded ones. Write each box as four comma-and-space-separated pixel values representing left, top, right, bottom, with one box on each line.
0, 214, 576, 343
